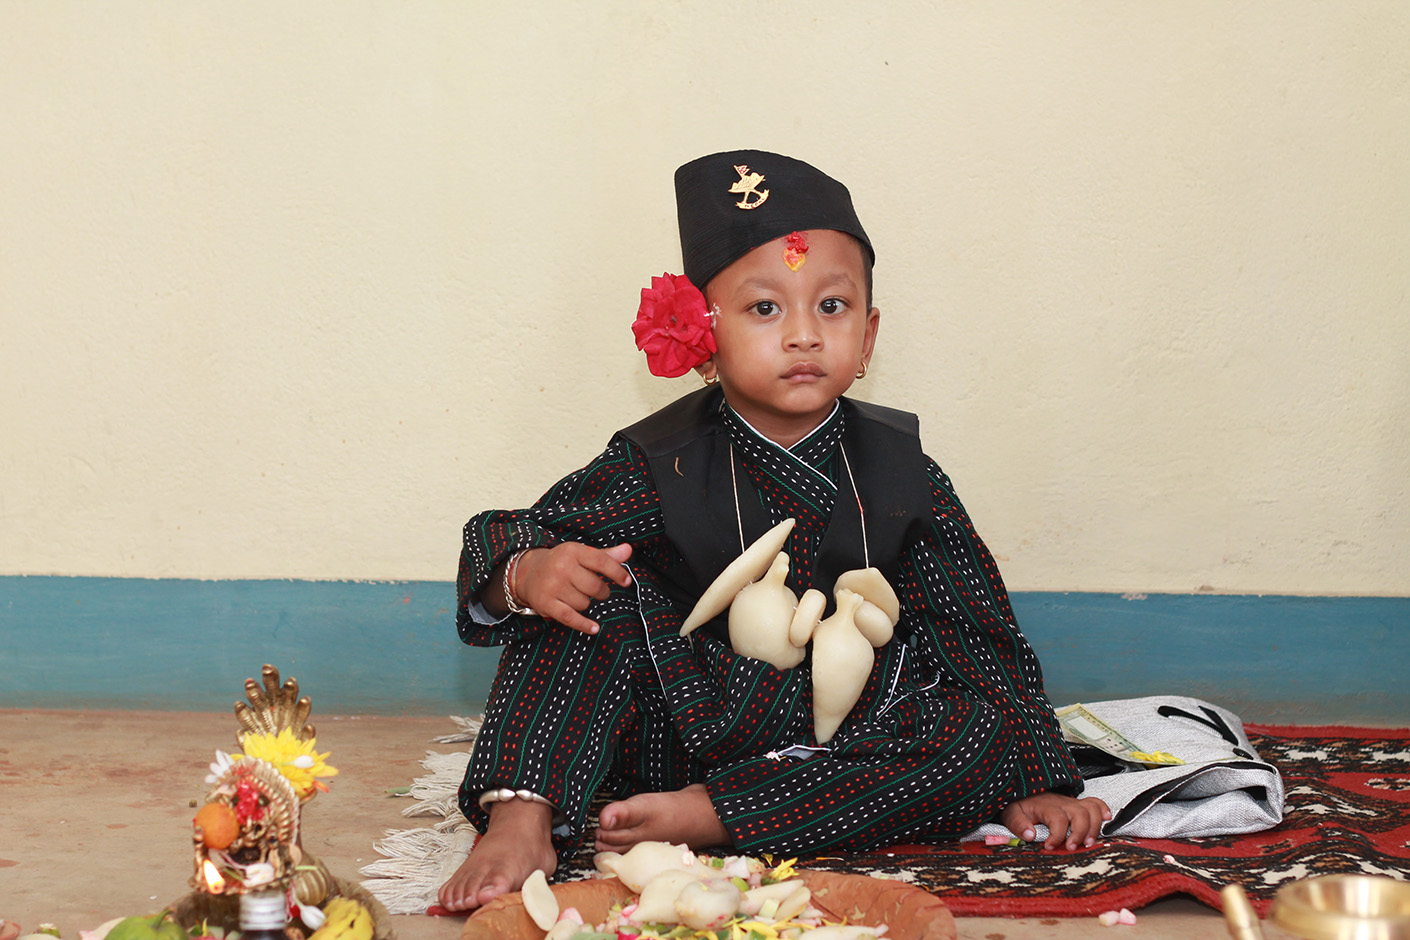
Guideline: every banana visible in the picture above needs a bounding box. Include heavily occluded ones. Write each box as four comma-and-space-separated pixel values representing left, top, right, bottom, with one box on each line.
308, 898, 371, 940
346, 904, 372, 940
307, 908, 347, 940
343, 905, 372, 940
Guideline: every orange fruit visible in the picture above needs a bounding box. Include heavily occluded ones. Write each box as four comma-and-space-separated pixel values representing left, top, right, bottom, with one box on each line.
193, 801, 239, 849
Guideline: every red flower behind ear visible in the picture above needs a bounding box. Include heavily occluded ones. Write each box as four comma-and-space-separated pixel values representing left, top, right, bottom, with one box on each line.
631, 273, 716, 377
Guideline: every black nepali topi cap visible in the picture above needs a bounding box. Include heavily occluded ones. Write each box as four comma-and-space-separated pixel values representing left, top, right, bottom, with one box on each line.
674, 149, 874, 291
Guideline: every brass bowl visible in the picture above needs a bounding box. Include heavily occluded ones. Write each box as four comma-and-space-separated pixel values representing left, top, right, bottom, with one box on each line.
1269, 875, 1410, 940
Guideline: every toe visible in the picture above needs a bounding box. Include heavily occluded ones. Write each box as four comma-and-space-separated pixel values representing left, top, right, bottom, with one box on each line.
597, 802, 622, 832
595, 825, 633, 852
477, 880, 509, 908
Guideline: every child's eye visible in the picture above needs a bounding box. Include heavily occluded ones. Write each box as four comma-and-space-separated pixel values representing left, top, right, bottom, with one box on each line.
751, 300, 781, 318
819, 297, 847, 315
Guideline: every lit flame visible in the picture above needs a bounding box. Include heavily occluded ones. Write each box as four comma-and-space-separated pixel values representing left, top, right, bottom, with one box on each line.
201, 859, 226, 894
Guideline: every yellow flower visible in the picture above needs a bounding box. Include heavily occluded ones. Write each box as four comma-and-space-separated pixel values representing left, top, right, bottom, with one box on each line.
768, 857, 799, 882
238, 728, 337, 799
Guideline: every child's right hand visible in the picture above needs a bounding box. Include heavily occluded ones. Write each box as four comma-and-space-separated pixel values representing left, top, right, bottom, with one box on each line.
513, 542, 633, 635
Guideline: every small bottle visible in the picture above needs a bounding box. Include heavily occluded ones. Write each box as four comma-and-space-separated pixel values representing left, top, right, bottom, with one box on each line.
239, 889, 290, 940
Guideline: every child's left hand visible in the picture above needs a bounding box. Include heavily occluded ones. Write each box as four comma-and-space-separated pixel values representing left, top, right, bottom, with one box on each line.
1000, 790, 1112, 850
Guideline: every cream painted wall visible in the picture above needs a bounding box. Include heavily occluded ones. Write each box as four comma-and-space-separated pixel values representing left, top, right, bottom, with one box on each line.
2, 2, 1406, 593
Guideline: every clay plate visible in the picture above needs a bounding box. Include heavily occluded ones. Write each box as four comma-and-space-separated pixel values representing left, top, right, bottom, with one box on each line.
462, 870, 955, 940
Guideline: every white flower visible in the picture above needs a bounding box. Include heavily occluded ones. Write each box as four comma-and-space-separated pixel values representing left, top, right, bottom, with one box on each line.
295, 901, 325, 930
205, 749, 236, 784
719, 856, 752, 880
242, 862, 276, 887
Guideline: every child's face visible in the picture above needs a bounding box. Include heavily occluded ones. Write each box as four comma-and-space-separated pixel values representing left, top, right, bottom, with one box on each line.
698, 229, 879, 447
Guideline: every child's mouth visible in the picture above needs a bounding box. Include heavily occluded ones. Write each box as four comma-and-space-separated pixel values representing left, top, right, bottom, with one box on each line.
783, 363, 825, 380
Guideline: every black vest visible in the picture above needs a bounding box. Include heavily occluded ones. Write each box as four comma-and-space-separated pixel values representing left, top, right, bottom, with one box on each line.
618, 387, 932, 641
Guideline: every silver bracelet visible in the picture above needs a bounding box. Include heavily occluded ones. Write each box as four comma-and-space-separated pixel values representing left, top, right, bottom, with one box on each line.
478, 787, 555, 811
502, 549, 537, 616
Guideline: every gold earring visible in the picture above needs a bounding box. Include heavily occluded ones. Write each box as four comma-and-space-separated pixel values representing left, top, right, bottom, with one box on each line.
703, 373, 719, 386
855, 362, 868, 379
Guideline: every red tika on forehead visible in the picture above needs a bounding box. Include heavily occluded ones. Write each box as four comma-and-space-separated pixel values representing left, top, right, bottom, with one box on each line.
783, 231, 809, 271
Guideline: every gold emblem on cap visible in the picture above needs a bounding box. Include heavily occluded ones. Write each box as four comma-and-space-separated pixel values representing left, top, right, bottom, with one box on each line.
730, 165, 769, 210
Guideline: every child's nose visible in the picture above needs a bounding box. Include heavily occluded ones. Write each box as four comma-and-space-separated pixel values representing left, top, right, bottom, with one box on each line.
785, 312, 823, 349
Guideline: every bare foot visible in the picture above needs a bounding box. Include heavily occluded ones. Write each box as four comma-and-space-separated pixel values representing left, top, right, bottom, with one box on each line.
594, 784, 731, 853
438, 798, 557, 912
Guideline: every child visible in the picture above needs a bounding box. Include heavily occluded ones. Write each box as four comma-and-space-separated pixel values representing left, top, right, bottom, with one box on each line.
440, 150, 1108, 912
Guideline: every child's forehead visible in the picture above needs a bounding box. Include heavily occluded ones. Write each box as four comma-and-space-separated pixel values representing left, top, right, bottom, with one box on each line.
710, 229, 868, 296
731, 229, 866, 275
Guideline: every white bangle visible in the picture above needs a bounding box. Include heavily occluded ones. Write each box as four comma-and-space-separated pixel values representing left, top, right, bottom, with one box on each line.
478, 787, 555, 811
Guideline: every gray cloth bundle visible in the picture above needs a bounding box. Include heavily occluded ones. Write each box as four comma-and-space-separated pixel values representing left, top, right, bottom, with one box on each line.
968, 695, 1285, 842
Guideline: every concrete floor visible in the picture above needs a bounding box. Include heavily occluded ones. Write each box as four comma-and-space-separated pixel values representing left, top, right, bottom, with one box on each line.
1, 710, 1293, 940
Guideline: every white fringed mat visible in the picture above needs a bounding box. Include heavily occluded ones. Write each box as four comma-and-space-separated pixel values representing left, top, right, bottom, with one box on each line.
359, 716, 482, 915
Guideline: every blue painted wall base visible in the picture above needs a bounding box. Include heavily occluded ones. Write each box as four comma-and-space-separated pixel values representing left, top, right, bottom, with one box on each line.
2, 577, 1405, 724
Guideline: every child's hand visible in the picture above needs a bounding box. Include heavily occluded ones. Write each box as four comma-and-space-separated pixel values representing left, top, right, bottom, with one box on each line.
1000, 791, 1111, 851
514, 542, 633, 635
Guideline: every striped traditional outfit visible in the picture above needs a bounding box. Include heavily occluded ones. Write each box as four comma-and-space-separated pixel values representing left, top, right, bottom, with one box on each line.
456, 387, 1080, 855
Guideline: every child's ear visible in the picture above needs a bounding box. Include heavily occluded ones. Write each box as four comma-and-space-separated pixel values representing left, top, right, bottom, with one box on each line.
695, 359, 719, 385
862, 307, 881, 362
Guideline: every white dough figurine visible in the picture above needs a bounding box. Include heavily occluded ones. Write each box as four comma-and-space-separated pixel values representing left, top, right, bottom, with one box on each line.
678, 518, 904, 743
680, 518, 796, 636
727, 552, 807, 669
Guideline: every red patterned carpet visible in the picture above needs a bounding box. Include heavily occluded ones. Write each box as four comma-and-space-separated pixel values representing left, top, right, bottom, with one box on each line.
556, 724, 1410, 917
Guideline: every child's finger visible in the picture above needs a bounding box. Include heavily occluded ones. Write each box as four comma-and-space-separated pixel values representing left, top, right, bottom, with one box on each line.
1043, 814, 1071, 850
1070, 800, 1106, 847
1002, 804, 1037, 843
586, 544, 634, 586
1083, 798, 1109, 833
1066, 810, 1095, 848
1025, 803, 1073, 850
569, 568, 614, 605
544, 600, 600, 635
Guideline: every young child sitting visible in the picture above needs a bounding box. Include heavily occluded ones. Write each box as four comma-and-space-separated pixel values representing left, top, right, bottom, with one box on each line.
439, 150, 1109, 913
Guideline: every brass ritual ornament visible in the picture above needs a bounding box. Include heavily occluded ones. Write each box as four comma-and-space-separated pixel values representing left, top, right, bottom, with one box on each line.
1268, 875, 1410, 940
729, 164, 770, 210
172, 663, 388, 940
